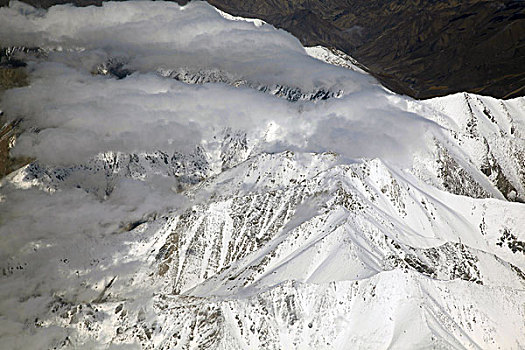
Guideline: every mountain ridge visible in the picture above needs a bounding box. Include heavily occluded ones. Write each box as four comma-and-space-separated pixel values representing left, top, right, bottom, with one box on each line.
0, 2, 524, 349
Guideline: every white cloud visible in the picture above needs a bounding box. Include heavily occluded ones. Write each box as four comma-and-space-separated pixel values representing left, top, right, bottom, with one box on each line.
0, 3, 441, 347
0, 0, 373, 92
0, 1, 435, 167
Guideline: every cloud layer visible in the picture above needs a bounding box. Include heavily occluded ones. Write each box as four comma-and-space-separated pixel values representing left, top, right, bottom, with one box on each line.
0, 4, 439, 347
0, 1, 372, 92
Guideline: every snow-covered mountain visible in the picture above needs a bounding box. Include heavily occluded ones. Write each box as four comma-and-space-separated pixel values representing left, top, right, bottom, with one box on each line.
0, 2, 524, 349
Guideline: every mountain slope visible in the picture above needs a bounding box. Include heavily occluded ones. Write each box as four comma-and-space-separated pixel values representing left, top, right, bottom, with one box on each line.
0, 2, 524, 349
207, 0, 525, 99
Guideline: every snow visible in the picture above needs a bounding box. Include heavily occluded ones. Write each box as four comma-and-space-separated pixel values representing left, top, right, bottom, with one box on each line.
305, 46, 368, 75
0, 1, 524, 349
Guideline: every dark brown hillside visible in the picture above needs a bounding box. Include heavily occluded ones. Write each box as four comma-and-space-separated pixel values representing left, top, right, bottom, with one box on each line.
207, 0, 525, 99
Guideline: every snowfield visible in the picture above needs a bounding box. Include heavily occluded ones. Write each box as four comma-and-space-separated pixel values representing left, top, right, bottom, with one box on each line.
0, 1, 524, 349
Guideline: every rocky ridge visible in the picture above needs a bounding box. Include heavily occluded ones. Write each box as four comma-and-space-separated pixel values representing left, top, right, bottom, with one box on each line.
0, 3, 525, 349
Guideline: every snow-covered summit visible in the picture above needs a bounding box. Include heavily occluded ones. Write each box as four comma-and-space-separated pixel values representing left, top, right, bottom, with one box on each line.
0, 1, 524, 349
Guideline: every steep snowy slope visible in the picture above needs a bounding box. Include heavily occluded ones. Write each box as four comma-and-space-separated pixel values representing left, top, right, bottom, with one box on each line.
0, 2, 524, 349
408, 93, 525, 202
6, 152, 524, 349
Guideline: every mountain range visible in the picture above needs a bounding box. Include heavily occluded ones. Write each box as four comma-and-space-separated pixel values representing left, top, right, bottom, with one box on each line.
0, 2, 524, 349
